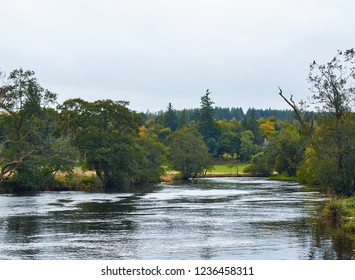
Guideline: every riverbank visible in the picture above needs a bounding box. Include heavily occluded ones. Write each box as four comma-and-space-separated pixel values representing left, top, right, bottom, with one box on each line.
0, 171, 103, 193
2, 162, 301, 193
320, 196, 355, 231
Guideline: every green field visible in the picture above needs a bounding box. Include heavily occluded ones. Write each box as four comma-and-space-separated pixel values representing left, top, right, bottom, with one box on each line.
209, 162, 250, 174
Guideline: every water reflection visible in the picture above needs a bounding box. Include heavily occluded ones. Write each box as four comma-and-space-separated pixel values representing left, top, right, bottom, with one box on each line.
310, 218, 355, 259
0, 178, 354, 259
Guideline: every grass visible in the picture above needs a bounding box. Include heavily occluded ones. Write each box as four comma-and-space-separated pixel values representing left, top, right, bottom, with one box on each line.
54, 169, 102, 191
269, 174, 298, 181
207, 162, 250, 175
161, 162, 251, 182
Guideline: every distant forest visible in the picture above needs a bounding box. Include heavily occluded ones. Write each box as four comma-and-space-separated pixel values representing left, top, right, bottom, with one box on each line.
144, 107, 296, 122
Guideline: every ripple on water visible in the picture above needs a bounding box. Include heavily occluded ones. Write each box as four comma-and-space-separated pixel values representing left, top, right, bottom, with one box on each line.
0, 178, 346, 260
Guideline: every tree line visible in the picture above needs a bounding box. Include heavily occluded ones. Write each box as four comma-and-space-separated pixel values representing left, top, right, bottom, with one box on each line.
144, 105, 295, 125
1, 49, 354, 196
0, 70, 295, 191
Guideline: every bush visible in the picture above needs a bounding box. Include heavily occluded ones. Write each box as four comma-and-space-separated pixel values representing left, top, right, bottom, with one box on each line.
321, 197, 355, 226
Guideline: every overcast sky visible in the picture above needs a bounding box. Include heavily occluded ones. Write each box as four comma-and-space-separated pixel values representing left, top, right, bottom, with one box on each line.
1, 0, 354, 113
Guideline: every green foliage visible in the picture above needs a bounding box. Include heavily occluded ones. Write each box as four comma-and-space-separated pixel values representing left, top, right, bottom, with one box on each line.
321, 197, 355, 230
167, 126, 213, 180
240, 130, 258, 161
272, 125, 303, 176
10, 156, 53, 191
246, 152, 273, 176
145, 107, 295, 124
242, 109, 263, 145
269, 174, 298, 181
197, 89, 221, 153
142, 119, 172, 142
271, 49, 355, 195
163, 103, 178, 131
218, 135, 239, 156
216, 119, 241, 157
296, 49, 355, 196
58, 98, 166, 189
136, 136, 167, 184
298, 114, 355, 195
0, 69, 77, 189
247, 122, 305, 177
178, 109, 189, 128
308, 49, 355, 120
0, 69, 57, 116
5, 49, 354, 195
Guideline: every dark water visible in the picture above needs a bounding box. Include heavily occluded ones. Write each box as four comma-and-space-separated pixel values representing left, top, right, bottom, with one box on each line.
0, 177, 354, 259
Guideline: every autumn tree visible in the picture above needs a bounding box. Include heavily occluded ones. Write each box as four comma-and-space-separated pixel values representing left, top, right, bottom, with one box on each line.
259, 120, 276, 138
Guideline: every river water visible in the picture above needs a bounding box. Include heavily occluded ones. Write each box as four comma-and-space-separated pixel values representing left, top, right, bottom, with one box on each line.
0, 177, 354, 259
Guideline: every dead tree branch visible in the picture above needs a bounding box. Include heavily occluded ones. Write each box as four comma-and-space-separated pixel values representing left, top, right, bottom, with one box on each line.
278, 86, 311, 135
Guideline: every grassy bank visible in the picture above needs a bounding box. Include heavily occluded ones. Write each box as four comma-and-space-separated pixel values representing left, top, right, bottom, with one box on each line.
54, 171, 102, 191
269, 174, 298, 182
321, 196, 355, 231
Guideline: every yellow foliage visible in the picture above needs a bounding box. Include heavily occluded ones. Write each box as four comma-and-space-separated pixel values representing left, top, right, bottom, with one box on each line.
259, 121, 275, 136
139, 125, 148, 136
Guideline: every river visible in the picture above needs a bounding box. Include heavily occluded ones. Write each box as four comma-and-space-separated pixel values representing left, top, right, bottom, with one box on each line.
0, 177, 354, 259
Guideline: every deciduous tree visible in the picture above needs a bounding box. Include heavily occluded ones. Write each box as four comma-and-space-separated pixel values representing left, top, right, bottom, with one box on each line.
167, 126, 212, 180
0, 69, 76, 190
58, 98, 154, 188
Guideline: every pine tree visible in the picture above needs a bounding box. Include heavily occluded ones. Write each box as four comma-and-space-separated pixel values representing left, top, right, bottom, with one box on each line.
197, 89, 220, 154
164, 103, 178, 131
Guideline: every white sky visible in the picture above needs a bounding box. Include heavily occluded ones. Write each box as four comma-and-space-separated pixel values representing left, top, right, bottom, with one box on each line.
1, 0, 354, 112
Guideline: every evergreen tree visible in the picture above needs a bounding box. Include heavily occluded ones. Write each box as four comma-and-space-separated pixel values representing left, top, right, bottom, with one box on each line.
163, 103, 178, 131
197, 89, 220, 154
178, 109, 189, 128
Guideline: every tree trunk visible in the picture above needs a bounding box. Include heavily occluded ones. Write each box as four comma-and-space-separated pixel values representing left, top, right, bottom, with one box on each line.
0, 159, 22, 181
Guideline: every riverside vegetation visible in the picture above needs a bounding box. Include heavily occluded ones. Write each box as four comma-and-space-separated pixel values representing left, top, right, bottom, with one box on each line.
0, 49, 355, 232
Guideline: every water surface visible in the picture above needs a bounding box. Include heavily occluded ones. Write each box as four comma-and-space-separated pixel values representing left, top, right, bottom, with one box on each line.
0, 177, 353, 259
